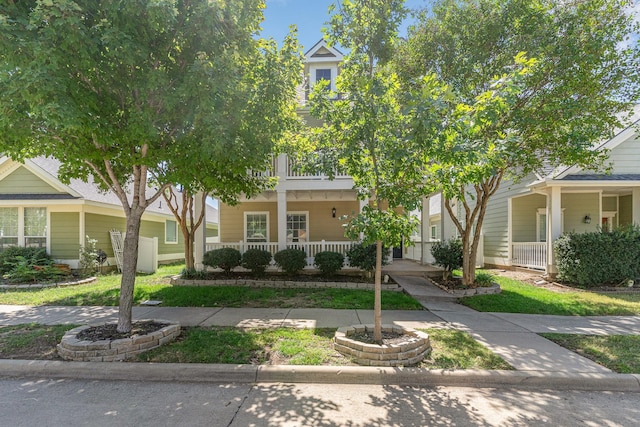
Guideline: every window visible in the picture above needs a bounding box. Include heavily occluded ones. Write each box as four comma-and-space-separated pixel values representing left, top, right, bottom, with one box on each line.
287, 212, 308, 242
315, 68, 331, 89
430, 225, 438, 241
0, 207, 18, 250
537, 208, 564, 242
165, 219, 178, 244
245, 213, 268, 242
24, 207, 46, 248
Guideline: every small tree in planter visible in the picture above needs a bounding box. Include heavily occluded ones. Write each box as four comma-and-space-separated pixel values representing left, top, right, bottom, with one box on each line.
274, 248, 307, 275
430, 239, 463, 281
203, 248, 242, 274
241, 249, 272, 275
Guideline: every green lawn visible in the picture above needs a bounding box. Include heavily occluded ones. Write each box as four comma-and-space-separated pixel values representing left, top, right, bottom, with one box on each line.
0, 264, 422, 310
461, 274, 640, 316
541, 334, 640, 374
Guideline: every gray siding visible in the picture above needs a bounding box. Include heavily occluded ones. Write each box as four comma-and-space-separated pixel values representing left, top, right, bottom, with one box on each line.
575, 135, 640, 175
619, 195, 632, 226
562, 193, 600, 233
511, 194, 546, 242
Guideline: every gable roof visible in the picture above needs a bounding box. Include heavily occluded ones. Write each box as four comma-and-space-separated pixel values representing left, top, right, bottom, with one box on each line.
304, 39, 344, 62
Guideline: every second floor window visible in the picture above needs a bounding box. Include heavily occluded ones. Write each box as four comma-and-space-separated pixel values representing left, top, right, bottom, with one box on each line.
315, 68, 332, 89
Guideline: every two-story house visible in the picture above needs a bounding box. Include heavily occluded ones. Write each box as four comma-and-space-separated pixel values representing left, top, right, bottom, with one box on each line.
212, 40, 365, 265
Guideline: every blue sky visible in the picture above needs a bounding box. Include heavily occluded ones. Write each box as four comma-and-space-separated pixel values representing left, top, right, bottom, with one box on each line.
260, 0, 428, 52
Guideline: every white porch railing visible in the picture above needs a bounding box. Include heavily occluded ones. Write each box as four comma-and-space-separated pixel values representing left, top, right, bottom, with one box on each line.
512, 242, 547, 270
205, 240, 357, 267
287, 158, 350, 180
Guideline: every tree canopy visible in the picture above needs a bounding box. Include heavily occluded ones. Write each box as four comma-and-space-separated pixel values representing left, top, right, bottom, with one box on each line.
0, 0, 302, 332
398, 0, 640, 284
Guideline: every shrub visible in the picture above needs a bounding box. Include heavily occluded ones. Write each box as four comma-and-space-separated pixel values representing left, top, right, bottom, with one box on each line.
241, 248, 272, 275
431, 239, 463, 280
274, 248, 307, 274
314, 251, 344, 276
474, 271, 495, 287
0, 247, 53, 274
346, 243, 389, 272
181, 267, 208, 280
78, 235, 99, 277
555, 225, 640, 287
202, 248, 241, 273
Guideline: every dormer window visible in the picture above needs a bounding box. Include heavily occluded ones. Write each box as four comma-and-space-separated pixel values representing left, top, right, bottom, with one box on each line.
315, 68, 332, 88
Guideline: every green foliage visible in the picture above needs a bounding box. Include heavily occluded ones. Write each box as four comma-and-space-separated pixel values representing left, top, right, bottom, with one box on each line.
0, 247, 53, 274
430, 239, 463, 280
180, 268, 208, 280
273, 249, 307, 275
78, 235, 99, 278
474, 271, 495, 288
313, 251, 344, 276
241, 248, 273, 275
203, 248, 241, 273
346, 243, 389, 272
554, 226, 640, 287
2, 252, 66, 284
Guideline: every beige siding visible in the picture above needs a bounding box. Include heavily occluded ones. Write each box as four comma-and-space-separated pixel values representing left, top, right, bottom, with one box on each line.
562, 193, 600, 233
0, 166, 65, 194
220, 202, 278, 242
619, 195, 632, 226
512, 194, 546, 242
288, 201, 358, 241
50, 212, 80, 259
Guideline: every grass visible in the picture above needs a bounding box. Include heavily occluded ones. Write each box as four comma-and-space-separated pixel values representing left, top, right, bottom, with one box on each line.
461, 274, 640, 316
0, 264, 422, 310
0, 323, 513, 370
541, 333, 640, 374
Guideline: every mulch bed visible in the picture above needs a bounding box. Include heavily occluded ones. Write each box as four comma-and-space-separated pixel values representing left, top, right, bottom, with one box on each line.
349, 330, 409, 345
77, 321, 170, 342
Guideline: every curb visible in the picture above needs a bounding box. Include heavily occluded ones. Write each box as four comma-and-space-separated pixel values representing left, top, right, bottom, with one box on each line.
2, 360, 639, 392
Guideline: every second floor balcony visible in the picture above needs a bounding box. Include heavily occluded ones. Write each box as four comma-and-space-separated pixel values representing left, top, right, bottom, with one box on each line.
252, 154, 351, 181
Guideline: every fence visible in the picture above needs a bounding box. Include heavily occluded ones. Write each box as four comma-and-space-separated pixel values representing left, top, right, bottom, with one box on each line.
512, 242, 546, 270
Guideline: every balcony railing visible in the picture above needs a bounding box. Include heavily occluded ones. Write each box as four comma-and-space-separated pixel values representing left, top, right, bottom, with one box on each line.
512, 242, 546, 270
287, 157, 350, 180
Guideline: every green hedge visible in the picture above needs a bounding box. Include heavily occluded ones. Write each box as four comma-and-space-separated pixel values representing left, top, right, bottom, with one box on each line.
203, 248, 241, 273
274, 248, 307, 274
554, 225, 640, 287
314, 251, 344, 276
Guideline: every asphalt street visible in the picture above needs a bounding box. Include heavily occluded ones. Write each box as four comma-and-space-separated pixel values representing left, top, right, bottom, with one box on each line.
1, 377, 638, 427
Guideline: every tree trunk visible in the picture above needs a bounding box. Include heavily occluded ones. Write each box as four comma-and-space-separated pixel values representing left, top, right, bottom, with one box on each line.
184, 232, 195, 270
373, 239, 383, 343
117, 209, 144, 333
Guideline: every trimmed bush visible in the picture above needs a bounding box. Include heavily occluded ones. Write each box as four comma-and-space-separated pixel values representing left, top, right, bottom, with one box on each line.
314, 251, 344, 276
474, 271, 495, 287
241, 248, 272, 275
555, 225, 640, 287
431, 239, 463, 280
203, 248, 241, 273
274, 248, 307, 274
0, 247, 53, 274
346, 243, 389, 272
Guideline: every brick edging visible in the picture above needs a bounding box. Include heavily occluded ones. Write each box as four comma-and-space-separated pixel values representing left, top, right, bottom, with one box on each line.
428, 279, 501, 296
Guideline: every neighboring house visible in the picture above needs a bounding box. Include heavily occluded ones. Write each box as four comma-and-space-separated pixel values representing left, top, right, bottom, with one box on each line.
420, 106, 640, 275
215, 40, 365, 265
0, 156, 218, 270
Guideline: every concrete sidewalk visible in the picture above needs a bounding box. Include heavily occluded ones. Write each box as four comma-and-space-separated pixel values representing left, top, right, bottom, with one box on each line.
2, 273, 640, 390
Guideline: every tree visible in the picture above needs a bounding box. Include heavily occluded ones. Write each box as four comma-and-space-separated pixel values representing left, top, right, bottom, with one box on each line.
302, 0, 427, 342
0, 0, 301, 332
398, 0, 640, 285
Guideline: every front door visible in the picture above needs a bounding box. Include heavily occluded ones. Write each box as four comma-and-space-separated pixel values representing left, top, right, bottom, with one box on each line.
393, 239, 403, 259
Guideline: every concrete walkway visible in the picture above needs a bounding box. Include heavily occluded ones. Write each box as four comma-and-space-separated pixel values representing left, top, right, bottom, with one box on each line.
2, 271, 640, 390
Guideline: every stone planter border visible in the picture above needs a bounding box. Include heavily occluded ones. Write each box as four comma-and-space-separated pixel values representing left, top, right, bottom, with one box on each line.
57, 320, 180, 362
334, 324, 431, 367
171, 276, 402, 292
0, 276, 96, 290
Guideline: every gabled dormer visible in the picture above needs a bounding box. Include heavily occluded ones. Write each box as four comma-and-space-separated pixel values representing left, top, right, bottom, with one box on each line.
303, 39, 343, 96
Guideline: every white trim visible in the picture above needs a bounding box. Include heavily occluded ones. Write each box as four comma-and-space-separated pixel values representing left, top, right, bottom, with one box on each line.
304, 39, 344, 60
244, 211, 270, 242
164, 219, 178, 244
286, 211, 309, 242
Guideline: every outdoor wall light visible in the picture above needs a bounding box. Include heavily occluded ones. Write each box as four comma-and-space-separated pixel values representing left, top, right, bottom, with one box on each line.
332, 207, 337, 218
583, 214, 591, 224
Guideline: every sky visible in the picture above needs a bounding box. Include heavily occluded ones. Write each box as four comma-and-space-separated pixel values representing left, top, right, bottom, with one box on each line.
260, 0, 428, 53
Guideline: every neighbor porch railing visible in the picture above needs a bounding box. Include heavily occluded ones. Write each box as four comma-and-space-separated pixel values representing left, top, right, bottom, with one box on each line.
205, 240, 357, 267
512, 242, 546, 270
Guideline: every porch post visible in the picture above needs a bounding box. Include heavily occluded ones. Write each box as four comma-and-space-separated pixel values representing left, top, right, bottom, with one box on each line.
546, 186, 562, 275
194, 191, 206, 270
633, 187, 640, 225
359, 198, 368, 241
277, 190, 287, 251
420, 195, 430, 264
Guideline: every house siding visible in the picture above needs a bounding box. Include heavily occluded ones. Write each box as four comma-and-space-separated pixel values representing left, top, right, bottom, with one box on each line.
287, 200, 358, 241
220, 202, 278, 242
602, 196, 617, 212
562, 193, 600, 233
84, 213, 126, 257
619, 195, 632, 226
0, 166, 65, 194
50, 212, 80, 259
140, 220, 185, 256
512, 193, 546, 242
576, 135, 640, 175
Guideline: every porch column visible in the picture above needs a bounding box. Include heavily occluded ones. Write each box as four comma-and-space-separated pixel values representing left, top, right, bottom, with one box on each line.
277, 190, 287, 251
633, 187, 640, 225
420, 195, 430, 264
546, 186, 562, 275
194, 191, 206, 270
358, 197, 368, 241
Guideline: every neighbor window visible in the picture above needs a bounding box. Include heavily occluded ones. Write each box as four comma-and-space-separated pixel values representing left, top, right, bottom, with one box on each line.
287, 212, 308, 242
0, 207, 18, 250
165, 219, 178, 244
430, 225, 438, 241
245, 213, 268, 242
